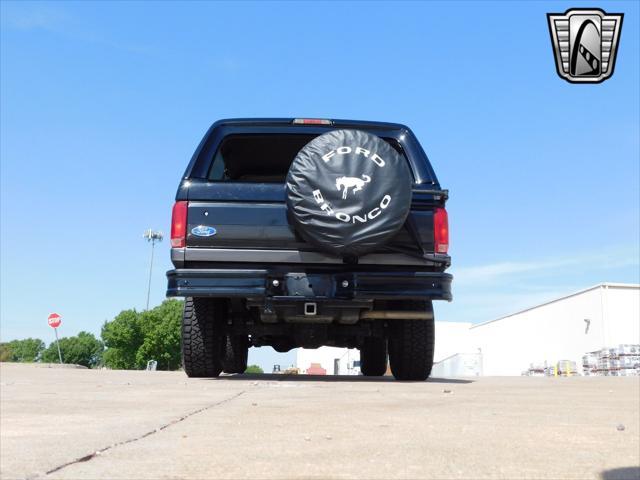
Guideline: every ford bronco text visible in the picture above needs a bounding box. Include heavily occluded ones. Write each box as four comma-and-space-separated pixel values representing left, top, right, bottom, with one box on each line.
167, 118, 452, 380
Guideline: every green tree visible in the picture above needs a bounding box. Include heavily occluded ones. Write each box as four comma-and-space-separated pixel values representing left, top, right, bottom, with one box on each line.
135, 300, 183, 370
245, 364, 264, 374
41, 332, 103, 367
5, 338, 45, 362
0, 343, 14, 362
101, 309, 143, 369
101, 300, 184, 370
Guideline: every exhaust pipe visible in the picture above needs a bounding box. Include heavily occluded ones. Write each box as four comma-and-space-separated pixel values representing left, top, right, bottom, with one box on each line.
360, 310, 433, 320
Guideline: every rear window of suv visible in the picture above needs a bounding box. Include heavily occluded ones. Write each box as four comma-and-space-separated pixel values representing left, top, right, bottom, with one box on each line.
207, 133, 407, 183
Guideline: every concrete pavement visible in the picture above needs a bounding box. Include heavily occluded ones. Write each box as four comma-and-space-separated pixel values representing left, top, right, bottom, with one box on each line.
1, 363, 638, 479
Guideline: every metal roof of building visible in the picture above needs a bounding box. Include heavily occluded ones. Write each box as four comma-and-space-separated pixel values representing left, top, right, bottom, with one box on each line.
470, 283, 640, 329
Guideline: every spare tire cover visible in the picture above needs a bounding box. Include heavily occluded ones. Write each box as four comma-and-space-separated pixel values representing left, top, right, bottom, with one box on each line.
286, 129, 412, 257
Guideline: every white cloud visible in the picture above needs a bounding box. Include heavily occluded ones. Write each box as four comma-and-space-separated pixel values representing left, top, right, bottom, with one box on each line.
3, 5, 69, 31
2, 4, 152, 56
452, 246, 639, 285
437, 245, 639, 324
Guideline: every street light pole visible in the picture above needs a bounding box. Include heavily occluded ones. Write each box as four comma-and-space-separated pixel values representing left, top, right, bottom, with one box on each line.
143, 229, 163, 310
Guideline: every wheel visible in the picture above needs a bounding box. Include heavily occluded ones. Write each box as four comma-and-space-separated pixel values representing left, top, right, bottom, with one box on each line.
222, 335, 249, 374
359, 337, 388, 376
181, 297, 225, 378
388, 301, 435, 381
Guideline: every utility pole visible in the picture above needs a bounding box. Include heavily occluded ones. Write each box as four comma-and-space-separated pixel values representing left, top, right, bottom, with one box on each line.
143, 229, 163, 310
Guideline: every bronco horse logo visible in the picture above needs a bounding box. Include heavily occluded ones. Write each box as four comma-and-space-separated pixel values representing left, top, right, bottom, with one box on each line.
336, 175, 371, 199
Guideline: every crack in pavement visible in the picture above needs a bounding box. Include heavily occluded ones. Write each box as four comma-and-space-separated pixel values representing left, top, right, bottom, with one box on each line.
36, 390, 246, 478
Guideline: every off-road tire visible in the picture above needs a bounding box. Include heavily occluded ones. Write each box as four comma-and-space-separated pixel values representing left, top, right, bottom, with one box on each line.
388, 301, 435, 381
222, 335, 249, 374
360, 337, 388, 376
182, 297, 224, 378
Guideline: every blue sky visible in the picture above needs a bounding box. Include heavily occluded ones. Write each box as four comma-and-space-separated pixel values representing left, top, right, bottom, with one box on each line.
1, 1, 638, 370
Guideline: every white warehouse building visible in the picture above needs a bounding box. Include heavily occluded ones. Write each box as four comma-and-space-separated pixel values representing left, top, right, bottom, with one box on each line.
296, 283, 639, 377
469, 283, 639, 376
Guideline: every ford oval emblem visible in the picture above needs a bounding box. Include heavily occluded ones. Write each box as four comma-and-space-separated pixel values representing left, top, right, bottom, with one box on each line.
191, 225, 217, 237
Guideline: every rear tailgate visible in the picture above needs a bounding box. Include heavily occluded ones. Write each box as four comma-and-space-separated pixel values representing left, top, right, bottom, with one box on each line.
183, 180, 444, 257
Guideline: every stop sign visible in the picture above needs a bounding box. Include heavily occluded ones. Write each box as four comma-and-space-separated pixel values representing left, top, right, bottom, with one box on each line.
48, 313, 62, 328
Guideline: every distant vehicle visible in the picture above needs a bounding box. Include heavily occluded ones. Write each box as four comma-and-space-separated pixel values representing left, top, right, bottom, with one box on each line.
306, 363, 327, 375
167, 118, 452, 381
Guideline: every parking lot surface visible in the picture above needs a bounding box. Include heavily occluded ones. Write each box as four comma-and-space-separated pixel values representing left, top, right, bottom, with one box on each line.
1, 363, 638, 480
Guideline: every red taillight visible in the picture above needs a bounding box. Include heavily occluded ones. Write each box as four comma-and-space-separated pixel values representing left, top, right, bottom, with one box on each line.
434, 207, 449, 254
171, 201, 188, 248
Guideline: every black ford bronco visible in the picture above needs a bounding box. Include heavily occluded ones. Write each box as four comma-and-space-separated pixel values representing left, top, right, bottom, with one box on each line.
167, 118, 452, 380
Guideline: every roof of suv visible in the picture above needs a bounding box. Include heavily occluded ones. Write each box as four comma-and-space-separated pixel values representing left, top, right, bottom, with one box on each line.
214, 118, 410, 131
